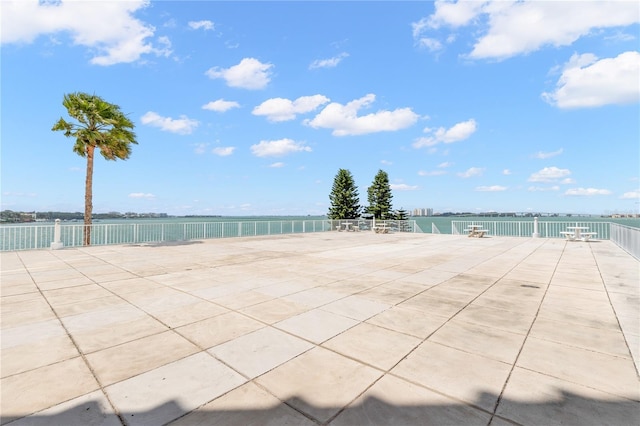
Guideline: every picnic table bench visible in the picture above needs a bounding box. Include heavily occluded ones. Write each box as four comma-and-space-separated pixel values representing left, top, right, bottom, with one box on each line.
467, 225, 489, 238
561, 227, 597, 241
373, 223, 390, 234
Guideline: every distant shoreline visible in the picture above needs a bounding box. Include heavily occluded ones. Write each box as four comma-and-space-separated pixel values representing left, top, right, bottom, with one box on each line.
2, 213, 639, 225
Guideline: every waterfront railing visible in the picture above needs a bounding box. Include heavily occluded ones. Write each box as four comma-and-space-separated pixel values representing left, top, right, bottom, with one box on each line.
2, 219, 638, 257
451, 220, 611, 239
610, 223, 640, 260
0, 219, 418, 251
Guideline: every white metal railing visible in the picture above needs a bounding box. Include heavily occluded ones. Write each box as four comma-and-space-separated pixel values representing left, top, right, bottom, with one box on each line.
329, 219, 417, 233
451, 220, 611, 239
610, 223, 640, 260
0, 219, 418, 251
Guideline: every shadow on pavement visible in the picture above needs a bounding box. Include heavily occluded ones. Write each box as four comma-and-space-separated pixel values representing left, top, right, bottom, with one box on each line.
3, 391, 639, 426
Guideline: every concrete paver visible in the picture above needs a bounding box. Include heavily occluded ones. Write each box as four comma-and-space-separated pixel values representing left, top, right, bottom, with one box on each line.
322, 322, 421, 371
255, 347, 383, 424
105, 352, 246, 426
274, 309, 358, 344
392, 340, 513, 412
208, 327, 313, 379
1, 232, 639, 425
332, 374, 491, 426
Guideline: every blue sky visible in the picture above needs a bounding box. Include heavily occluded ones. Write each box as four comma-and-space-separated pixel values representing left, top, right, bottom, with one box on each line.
2, 0, 639, 216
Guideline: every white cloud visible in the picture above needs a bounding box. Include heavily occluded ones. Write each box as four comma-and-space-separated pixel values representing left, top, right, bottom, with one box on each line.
269, 162, 285, 168
418, 170, 447, 176
476, 185, 507, 192
458, 167, 484, 178
141, 111, 199, 134
533, 148, 563, 159
309, 52, 349, 69
542, 51, 640, 109
0, 0, 171, 66
305, 94, 419, 136
414, 1, 639, 60
621, 190, 640, 199
438, 162, 454, 168
413, 119, 477, 148
416, 37, 443, 52
528, 166, 571, 183
380, 160, 393, 165
418, 0, 486, 31
188, 20, 214, 31
205, 58, 273, 90
212, 147, 235, 156
253, 95, 330, 122
412, 136, 439, 148
502, 169, 511, 175
391, 184, 419, 191
129, 192, 155, 199
564, 187, 612, 196
250, 138, 312, 157
202, 99, 240, 112
528, 186, 560, 192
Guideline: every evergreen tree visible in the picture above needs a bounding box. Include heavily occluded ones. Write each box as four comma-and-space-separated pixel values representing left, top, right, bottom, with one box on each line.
395, 208, 411, 231
366, 170, 393, 219
395, 208, 408, 220
328, 169, 361, 219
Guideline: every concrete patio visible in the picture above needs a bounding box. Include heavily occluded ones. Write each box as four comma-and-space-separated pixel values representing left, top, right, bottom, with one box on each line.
1, 232, 638, 425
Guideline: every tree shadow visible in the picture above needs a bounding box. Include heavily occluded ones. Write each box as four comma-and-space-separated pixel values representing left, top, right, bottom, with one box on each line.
3, 390, 638, 426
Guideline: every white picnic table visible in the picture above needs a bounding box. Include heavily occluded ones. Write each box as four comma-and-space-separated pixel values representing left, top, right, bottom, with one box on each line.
467, 225, 489, 238
560, 226, 597, 241
373, 223, 390, 234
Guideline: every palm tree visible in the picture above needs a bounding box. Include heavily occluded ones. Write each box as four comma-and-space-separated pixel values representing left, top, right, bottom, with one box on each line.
52, 92, 137, 245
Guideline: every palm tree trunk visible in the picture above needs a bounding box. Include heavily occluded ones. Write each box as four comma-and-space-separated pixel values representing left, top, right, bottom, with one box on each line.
84, 146, 94, 246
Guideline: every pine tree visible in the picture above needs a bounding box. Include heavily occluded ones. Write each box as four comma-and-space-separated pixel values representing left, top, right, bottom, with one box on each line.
328, 169, 361, 219
366, 170, 393, 220
395, 208, 411, 231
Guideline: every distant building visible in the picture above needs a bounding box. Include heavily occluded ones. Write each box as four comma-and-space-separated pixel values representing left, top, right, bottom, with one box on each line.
412, 208, 433, 217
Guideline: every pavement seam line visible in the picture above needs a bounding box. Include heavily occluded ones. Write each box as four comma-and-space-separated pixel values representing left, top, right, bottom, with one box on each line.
488, 238, 567, 424
325, 237, 544, 425
588, 241, 640, 379
14, 251, 127, 426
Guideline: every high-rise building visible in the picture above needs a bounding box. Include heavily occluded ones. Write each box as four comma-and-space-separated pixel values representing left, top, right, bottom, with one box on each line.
412, 208, 433, 216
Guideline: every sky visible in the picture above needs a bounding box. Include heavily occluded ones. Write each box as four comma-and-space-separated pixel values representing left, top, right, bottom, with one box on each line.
1, 0, 639, 217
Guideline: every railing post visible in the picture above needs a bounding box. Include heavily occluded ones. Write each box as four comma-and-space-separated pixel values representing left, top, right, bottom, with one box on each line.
532, 217, 540, 238
51, 219, 64, 250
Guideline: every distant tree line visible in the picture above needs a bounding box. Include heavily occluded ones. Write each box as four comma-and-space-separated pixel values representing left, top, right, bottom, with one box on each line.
327, 169, 408, 221
0, 211, 168, 222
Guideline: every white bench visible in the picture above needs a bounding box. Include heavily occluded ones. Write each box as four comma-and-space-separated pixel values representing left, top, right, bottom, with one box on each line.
561, 231, 597, 241
580, 232, 597, 241
373, 226, 389, 234
560, 231, 576, 241
468, 229, 489, 238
